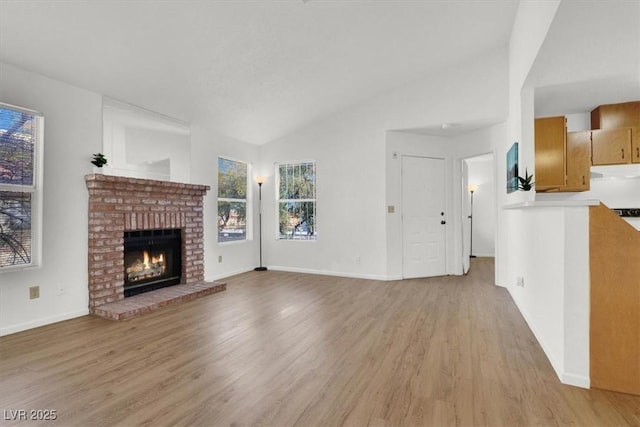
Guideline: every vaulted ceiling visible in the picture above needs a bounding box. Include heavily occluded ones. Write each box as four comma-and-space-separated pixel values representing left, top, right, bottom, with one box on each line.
0, 0, 518, 144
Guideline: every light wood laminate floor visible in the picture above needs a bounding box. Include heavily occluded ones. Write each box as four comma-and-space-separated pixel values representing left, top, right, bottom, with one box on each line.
1, 258, 639, 426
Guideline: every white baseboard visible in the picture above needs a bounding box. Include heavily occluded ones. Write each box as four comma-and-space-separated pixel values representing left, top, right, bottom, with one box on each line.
205, 266, 256, 282
0, 309, 90, 337
562, 373, 590, 389
268, 265, 395, 281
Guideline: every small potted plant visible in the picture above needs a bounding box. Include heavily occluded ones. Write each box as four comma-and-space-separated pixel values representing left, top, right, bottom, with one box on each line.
517, 168, 534, 191
91, 153, 108, 168
91, 153, 108, 174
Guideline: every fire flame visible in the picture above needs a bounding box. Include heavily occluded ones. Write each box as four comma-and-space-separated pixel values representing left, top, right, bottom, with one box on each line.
143, 251, 164, 269
126, 251, 166, 282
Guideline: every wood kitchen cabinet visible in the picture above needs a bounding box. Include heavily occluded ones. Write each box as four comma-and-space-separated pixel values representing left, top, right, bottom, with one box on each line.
590, 204, 640, 396
535, 116, 590, 192
633, 127, 640, 163
591, 127, 632, 165
591, 101, 640, 130
566, 131, 591, 191
535, 116, 566, 191
591, 100, 640, 164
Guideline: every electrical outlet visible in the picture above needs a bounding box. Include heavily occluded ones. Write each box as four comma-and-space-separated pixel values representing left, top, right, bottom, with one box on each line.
516, 276, 524, 287
29, 286, 40, 299
218, 255, 222, 263
58, 286, 66, 296
354, 256, 361, 264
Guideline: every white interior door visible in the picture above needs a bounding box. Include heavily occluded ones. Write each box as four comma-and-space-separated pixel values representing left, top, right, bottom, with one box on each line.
402, 156, 446, 278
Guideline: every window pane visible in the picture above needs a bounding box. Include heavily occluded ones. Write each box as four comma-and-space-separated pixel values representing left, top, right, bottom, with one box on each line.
0, 107, 36, 186
218, 158, 247, 199
0, 191, 32, 267
217, 157, 248, 243
218, 201, 246, 242
278, 201, 316, 240
279, 162, 315, 199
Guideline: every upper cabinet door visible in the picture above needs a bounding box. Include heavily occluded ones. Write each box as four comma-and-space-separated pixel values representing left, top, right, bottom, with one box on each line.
632, 127, 640, 164
591, 128, 632, 165
535, 116, 566, 190
565, 131, 591, 191
591, 101, 640, 129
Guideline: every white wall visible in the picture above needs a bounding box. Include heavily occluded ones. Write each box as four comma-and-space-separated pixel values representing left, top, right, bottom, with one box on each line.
190, 121, 261, 281
506, 207, 567, 375
258, 47, 508, 280
563, 207, 590, 386
124, 128, 190, 182
565, 112, 591, 132
0, 62, 102, 335
500, 204, 590, 387
102, 101, 191, 183
259, 103, 388, 279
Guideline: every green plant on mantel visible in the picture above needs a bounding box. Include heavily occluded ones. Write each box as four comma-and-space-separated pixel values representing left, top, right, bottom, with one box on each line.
518, 168, 534, 191
91, 153, 108, 168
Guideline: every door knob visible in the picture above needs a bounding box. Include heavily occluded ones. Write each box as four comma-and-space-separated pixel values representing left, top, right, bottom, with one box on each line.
441, 220, 446, 225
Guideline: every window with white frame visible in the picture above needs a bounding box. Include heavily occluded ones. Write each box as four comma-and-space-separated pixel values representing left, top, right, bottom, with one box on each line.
0, 103, 43, 269
277, 161, 316, 240
217, 157, 249, 242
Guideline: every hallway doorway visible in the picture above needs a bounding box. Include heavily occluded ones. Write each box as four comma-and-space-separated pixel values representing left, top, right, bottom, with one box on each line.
462, 153, 496, 274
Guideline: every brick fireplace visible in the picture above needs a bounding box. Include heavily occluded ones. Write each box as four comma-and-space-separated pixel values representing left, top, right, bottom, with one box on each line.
85, 174, 224, 319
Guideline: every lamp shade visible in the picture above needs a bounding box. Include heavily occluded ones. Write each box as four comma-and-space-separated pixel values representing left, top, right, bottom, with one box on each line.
256, 176, 266, 185
468, 184, 478, 193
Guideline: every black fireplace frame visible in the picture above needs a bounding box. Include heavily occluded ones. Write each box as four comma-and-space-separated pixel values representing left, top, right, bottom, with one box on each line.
123, 229, 182, 297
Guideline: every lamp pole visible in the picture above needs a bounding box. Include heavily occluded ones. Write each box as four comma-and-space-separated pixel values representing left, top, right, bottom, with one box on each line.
468, 184, 477, 259
255, 177, 267, 271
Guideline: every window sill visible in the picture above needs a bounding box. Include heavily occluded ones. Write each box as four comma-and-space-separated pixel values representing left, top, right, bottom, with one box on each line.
0, 263, 41, 274
218, 239, 252, 246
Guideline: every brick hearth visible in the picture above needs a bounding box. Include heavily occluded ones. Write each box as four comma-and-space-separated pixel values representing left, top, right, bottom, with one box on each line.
93, 281, 226, 321
85, 174, 225, 319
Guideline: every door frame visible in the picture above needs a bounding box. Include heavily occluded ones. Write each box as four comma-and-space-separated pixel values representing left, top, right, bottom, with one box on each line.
460, 152, 496, 274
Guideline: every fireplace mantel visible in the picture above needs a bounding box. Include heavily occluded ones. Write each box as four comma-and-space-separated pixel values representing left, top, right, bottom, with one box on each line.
85, 174, 214, 315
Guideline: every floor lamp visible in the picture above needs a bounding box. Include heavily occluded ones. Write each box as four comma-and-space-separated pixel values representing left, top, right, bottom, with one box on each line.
468, 184, 477, 258
255, 176, 267, 271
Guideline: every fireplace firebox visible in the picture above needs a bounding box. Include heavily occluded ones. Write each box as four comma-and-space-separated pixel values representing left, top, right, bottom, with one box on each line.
123, 229, 182, 297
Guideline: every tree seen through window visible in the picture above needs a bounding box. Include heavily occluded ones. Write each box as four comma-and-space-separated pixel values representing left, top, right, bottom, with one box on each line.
0, 104, 40, 268
217, 158, 248, 242
278, 161, 316, 240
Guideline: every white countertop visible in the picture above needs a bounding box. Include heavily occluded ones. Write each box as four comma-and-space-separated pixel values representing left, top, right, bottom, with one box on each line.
503, 200, 600, 209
